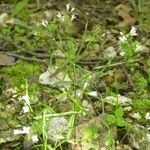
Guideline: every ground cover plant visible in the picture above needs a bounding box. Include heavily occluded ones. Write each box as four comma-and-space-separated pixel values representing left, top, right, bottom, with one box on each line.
0, 0, 150, 150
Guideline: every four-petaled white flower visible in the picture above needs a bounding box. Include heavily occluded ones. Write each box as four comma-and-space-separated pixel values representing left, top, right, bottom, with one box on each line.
14, 126, 30, 135
31, 135, 39, 143
130, 26, 137, 36
22, 95, 30, 105
56, 13, 64, 21
119, 35, 127, 43
22, 105, 30, 113
65, 3, 70, 11
41, 20, 48, 27
145, 112, 150, 120
120, 51, 125, 56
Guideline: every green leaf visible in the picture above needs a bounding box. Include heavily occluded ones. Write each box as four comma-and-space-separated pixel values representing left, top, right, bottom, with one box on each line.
137, 77, 148, 88
83, 124, 99, 140
116, 118, 126, 127
115, 107, 124, 118
12, 0, 29, 16
106, 114, 116, 125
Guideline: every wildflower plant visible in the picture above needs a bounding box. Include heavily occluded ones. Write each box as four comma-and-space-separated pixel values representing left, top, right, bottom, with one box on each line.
118, 26, 143, 64
3, 1, 149, 149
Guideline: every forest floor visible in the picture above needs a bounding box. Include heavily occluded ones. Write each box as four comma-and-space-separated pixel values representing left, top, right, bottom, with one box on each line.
0, 0, 150, 150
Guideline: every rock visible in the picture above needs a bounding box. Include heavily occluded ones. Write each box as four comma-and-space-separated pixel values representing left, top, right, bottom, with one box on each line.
47, 117, 68, 142
127, 124, 150, 150
22, 141, 32, 150
104, 95, 132, 106
39, 66, 71, 89
103, 47, 117, 59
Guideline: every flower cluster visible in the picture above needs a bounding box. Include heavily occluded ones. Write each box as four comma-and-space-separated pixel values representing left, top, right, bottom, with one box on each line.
57, 3, 76, 22
118, 26, 145, 57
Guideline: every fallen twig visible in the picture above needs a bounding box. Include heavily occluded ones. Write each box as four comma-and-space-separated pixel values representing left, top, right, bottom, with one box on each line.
6, 52, 47, 63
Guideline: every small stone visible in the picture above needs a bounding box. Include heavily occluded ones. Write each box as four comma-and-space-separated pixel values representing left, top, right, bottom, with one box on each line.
47, 117, 68, 142
130, 112, 141, 120
104, 95, 132, 106
103, 47, 117, 59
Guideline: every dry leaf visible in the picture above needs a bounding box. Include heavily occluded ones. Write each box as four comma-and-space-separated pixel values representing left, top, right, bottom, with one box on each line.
115, 4, 136, 27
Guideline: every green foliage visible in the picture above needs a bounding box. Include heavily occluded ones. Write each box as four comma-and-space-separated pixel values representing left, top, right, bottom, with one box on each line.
12, 0, 29, 16
1, 61, 41, 87
107, 107, 126, 127
129, 0, 150, 31
83, 124, 99, 140
136, 77, 148, 88
133, 99, 150, 111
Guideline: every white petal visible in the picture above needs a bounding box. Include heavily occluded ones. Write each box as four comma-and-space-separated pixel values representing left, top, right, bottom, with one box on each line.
22, 105, 30, 113
145, 112, 150, 120
22, 95, 30, 105
71, 7, 75, 12
119, 35, 127, 43
71, 15, 76, 21
41, 20, 48, 27
130, 26, 137, 36
23, 126, 30, 134
14, 129, 24, 135
65, 3, 70, 11
32, 135, 39, 143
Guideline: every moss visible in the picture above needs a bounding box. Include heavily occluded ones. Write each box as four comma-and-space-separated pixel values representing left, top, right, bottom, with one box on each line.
1, 61, 41, 88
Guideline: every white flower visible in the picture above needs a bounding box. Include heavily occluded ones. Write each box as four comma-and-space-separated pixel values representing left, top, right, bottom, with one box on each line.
71, 7, 75, 12
130, 26, 137, 36
22, 105, 30, 113
65, 3, 70, 11
87, 91, 98, 97
71, 14, 76, 21
101, 33, 105, 37
31, 135, 39, 143
56, 13, 64, 21
41, 20, 48, 27
145, 112, 150, 120
119, 35, 127, 43
120, 51, 125, 56
33, 32, 38, 36
14, 126, 30, 135
22, 95, 30, 105
22, 126, 30, 134
14, 129, 25, 135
